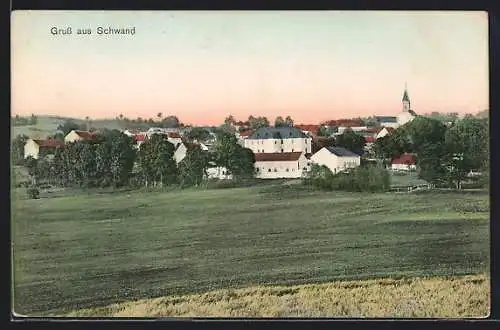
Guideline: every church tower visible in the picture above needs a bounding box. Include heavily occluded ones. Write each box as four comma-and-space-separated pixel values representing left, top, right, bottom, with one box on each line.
402, 83, 411, 112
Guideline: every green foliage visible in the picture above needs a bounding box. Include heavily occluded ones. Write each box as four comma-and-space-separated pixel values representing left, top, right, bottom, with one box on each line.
274, 116, 293, 127
138, 134, 177, 186
335, 131, 366, 155
26, 186, 40, 199
305, 164, 390, 192
57, 120, 85, 136
11, 114, 38, 126
247, 115, 270, 130
11, 134, 29, 165
178, 147, 210, 187
185, 127, 211, 142
214, 131, 255, 181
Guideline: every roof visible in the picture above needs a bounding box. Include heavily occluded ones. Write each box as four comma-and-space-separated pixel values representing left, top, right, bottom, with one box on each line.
135, 134, 146, 142
294, 124, 321, 135
73, 130, 97, 140
324, 146, 360, 157
32, 139, 65, 148
375, 116, 398, 123
376, 126, 396, 134
321, 119, 365, 127
254, 152, 303, 162
167, 132, 182, 139
365, 136, 375, 143
392, 154, 417, 165
402, 89, 410, 103
248, 126, 307, 140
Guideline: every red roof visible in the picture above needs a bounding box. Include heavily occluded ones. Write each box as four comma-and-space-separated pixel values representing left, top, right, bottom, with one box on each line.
294, 124, 321, 135
167, 132, 182, 139
254, 152, 303, 162
392, 154, 417, 165
135, 134, 146, 142
33, 139, 65, 148
74, 130, 97, 140
364, 136, 375, 143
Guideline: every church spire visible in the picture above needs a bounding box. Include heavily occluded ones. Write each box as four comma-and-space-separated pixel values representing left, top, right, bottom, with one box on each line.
402, 83, 410, 112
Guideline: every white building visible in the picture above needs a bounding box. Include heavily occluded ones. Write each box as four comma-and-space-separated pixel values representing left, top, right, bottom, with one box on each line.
64, 130, 97, 143
206, 164, 232, 180
254, 152, 309, 179
166, 132, 183, 146
310, 146, 361, 174
396, 86, 417, 126
173, 142, 189, 163
375, 127, 396, 140
24, 138, 64, 159
244, 126, 312, 154
391, 154, 417, 171
374, 116, 399, 129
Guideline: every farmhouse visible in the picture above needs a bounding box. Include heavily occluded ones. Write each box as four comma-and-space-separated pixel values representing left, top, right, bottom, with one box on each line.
391, 153, 417, 171
24, 138, 64, 159
244, 126, 312, 154
166, 132, 183, 146
254, 152, 309, 179
64, 130, 97, 143
135, 134, 146, 149
206, 163, 232, 180
310, 146, 361, 174
173, 141, 205, 163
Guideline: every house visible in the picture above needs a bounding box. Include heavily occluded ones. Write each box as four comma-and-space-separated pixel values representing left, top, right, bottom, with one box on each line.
244, 126, 312, 154
135, 134, 146, 149
206, 162, 232, 180
166, 132, 183, 146
294, 124, 321, 137
254, 152, 309, 179
173, 141, 203, 163
310, 146, 361, 174
24, 138, 64, 159
391, 153, 417, 171
123, 129, 142, 137
374, 116, 399, 129
64, 130, 98, 143
375, 127, 396, 140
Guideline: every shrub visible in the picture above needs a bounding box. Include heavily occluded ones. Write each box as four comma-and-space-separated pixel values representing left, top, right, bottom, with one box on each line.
27, 186, 40, 199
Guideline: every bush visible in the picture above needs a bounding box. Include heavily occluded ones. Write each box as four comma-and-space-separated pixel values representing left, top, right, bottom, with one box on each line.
306, 165, 390, 193
27, 186, 40, 199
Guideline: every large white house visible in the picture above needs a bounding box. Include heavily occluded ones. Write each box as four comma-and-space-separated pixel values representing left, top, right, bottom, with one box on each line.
24, 138, 64, 159
244, 126, 312, 154
310, 146, 361, 174
254, 152, 309, 179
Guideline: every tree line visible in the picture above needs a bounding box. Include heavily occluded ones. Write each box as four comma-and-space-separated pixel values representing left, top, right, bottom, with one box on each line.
11, 114, 38, 126
14, 129, 256, 197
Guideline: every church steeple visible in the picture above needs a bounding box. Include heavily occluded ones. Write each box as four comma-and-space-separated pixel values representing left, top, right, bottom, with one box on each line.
402, 82, 411, 112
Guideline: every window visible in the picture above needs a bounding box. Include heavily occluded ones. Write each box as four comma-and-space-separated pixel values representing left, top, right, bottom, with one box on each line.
274, 141, 277, 144
281, 139, 283, 144
274, 168, 277, 172
303, 167, 307, 171
292, 149, 294, 152
281, 149, 284, 153
286, 168, 289, 172
268, 168, 271, 172
289, 132, 292, 137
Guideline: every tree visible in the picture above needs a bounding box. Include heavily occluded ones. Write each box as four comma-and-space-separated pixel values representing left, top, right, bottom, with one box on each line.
248, 115, 270, 130
57, 120, 83, 136
157, 112, 163, 121
274, 116, 285, 127
11, 134, 29, 165
138, 134, 177, 187
29, 114, 38, 125
285, 116, 294, 127
178, 146, 210, 187
335, 131, 366, 155
24, 156, 38, 185
163, 115, 180, 128
214, 131, 255, 180
186, 127, 211, 142
443, 117, 489, 189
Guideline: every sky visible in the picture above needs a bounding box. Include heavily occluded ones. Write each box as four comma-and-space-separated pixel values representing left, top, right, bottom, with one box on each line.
11, 11, 489, 125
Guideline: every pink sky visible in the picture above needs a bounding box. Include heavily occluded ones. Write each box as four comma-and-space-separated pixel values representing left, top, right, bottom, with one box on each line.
11, 11, 489, 125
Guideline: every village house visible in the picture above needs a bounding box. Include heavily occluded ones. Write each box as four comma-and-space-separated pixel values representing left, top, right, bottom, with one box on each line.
391, 153, 417, 171
134, 134, 146, 149
244, 126, 312, 154
254, 152, 309, 179
64, 130, 98, 143
310, 146, 361, 174
173, 141, 208, 164
206, 162, 232, 180
166, 132, 183, 146
24, 138, 64, 159
294, 124, 321, 137
375, 127, 396, 140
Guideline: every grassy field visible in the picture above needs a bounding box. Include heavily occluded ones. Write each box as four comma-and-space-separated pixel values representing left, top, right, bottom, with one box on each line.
11, 182, 490, 317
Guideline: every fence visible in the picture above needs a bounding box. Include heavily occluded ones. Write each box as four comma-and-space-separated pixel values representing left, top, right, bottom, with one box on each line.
389, 183, 435, 193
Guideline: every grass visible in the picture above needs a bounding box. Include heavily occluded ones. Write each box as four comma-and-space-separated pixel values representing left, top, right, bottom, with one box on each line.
389, 171, 429, 187
66, 274, 490, 318
12, 183, 490, 317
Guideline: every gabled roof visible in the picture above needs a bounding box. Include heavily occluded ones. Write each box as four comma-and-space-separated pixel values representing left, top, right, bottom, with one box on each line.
73, 130, 97, 140
392, 153, 417, 165
135, 134, 146, 142
167, 132, 182, 139
376, 126, 396, 134
324, 146, 360, 157
32, 139, 65, 148
365, 136, 375, 143
254, 152, 303, 162
248, 126, 307, 140
375, 116, 398, 123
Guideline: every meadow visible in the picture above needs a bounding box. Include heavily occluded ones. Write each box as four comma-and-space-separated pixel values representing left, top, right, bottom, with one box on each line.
11, 181, 490, 317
